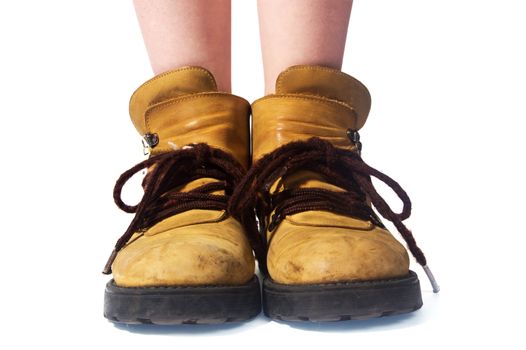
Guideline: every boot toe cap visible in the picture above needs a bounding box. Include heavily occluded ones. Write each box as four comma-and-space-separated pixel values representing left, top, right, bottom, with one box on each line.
267, 224, 409, 284
112, 222, 255, 287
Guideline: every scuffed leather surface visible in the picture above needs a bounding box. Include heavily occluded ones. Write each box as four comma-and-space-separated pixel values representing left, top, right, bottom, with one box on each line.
113, 213, 255, 287
267, 212, 409, 284
253, 65, 410, 284
252, 95, 357, 160
130, 67, 250, 168
129, 66, 218, 131
144, 93, 250, 168
276, 65, 371, 128
112, 67, 254, 287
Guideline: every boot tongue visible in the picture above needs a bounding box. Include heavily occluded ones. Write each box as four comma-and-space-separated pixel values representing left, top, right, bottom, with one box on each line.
129, 66, 218, 131
268, 65, 373, 195
275, 65, 371, 128
127, 66, 250, 170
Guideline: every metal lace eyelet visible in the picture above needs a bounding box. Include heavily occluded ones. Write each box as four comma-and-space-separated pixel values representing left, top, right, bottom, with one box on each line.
346, 129, 362, 155
142, 133, 159, 155
143, 133, 159, 148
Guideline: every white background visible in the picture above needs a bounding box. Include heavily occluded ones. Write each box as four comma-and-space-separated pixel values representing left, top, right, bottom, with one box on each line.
0, 0, 525, 348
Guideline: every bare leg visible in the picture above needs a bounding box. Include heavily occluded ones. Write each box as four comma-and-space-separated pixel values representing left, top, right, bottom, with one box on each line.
257, 0, 354, 94
134, 0, 232, 92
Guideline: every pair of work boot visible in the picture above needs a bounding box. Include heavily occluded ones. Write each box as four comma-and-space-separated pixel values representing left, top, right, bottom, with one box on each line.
103, 65, 438, 325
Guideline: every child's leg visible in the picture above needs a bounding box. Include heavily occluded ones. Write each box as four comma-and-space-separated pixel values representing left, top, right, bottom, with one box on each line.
257, 0, 353, 94
104, 1, 260, 326
133, 0, 232, 92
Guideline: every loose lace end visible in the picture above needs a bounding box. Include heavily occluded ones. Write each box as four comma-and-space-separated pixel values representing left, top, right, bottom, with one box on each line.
104, 144, 246, 277
102, 249, 118, 275
422, 265, 440, 293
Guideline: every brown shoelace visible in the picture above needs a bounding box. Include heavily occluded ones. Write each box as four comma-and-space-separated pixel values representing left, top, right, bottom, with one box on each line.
103, 143, 245, 274
228, 137, 439, 292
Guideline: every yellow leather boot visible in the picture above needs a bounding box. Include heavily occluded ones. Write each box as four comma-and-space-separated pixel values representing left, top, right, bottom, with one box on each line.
229, 65, 439, 321
102, 67, 260, 325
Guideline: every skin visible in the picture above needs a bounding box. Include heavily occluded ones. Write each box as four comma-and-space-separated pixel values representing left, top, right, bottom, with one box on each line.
133, 0, 232, 92
133, 0, 353, 94
258, 0, 354, 94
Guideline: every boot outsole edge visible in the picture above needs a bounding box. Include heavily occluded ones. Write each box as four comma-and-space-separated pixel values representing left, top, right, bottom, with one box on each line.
263, 270, 423, 322
104, 275, 261, 325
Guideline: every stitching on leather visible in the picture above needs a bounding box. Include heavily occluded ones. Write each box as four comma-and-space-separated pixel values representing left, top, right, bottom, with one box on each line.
284, 215, 375, 231
266, 273, 416, 287
144, 210, 228, 237
276, 65, 370, 96
252, 94, 355, 112
130, 67, 218, 105
110, 277, 257, 290
277, 65, 354, 93
131, 67, 220, 131
145, 92, 249, 131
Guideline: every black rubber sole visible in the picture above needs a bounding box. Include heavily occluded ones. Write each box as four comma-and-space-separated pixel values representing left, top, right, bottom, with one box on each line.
263, 271, 423, 322
104, 276, 261, 325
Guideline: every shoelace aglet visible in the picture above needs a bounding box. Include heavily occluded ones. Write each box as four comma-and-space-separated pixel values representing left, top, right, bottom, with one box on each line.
422, 265, 440, 293
102, 249, 118, 275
